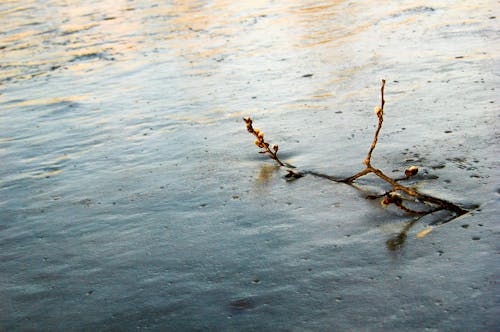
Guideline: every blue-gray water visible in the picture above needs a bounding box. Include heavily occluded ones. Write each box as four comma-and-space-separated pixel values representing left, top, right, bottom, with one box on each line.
1, 1, 499, 330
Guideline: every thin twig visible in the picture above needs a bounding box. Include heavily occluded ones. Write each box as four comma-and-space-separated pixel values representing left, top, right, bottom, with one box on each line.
244, 117, 285, 167
364, 79, 385, 167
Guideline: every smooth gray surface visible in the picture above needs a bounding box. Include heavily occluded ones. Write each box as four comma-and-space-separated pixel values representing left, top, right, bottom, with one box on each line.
1, 1, 498, 330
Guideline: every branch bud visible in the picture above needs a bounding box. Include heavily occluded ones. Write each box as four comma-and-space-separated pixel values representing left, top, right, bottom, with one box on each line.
374, 106, 383, 117
381, 197, 391, 207
254, 139, 264, 148
381, 192, 402, 207
404, 166, 419, 177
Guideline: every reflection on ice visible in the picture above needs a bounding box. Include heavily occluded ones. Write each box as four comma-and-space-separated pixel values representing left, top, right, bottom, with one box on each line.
256, 164, 279, 185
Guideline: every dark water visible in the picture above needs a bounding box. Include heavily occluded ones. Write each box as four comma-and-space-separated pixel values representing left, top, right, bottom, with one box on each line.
1, 1, 499, 330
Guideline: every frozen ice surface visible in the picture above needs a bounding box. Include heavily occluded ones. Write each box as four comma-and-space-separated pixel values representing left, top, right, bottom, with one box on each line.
0, 0, 498, 330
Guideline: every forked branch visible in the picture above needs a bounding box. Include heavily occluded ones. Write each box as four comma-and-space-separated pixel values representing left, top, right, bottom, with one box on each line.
243, 80, 471, 244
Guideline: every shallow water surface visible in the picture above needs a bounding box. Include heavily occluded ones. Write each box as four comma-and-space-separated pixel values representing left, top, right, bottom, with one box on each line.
1, 0, 499, 330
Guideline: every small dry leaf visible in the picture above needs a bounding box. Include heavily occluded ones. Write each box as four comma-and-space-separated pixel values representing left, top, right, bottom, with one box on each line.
417, 227, 433, 238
